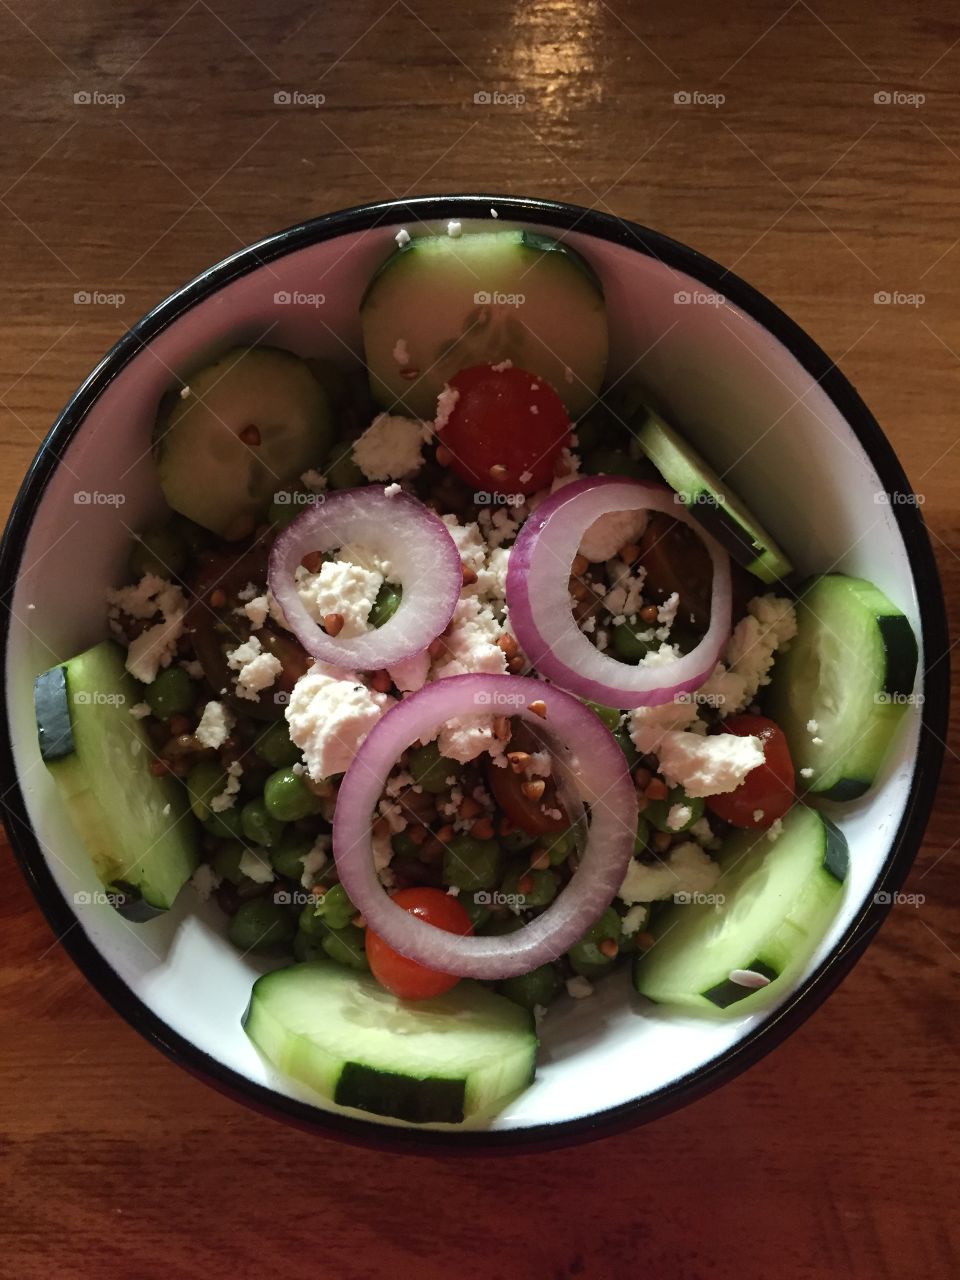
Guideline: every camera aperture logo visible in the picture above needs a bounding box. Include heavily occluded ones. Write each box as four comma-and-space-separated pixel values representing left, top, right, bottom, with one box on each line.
274, 289, 325, 308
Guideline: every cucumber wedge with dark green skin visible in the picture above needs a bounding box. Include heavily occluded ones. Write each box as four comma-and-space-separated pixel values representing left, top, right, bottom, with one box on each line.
154, 346, 334, 540
243, 961, 538, 1124
765, 574, 919, 800
361, 230, 608, 420
633, 804, 848, 1014
624, 403, 793, 584
34, 640, 199, 918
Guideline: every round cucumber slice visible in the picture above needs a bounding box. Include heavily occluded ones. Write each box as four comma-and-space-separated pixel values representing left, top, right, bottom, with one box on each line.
361, 230, 608, 420
633, 804, 847, 1014
632, 408, 793, 584
765, 574, 919, 800
153, 347, 334, 539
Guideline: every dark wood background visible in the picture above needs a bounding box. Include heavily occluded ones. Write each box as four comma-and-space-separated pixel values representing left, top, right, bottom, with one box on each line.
1, 3, 957, 1276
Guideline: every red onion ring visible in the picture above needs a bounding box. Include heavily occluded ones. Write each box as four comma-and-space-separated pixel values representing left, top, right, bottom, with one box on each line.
507, 476, 731, 708
268, 487, 462, 670
333, 674, 637, 979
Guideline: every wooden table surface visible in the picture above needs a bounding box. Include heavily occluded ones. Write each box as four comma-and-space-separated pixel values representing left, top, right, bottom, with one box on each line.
1, 2, 958, 1276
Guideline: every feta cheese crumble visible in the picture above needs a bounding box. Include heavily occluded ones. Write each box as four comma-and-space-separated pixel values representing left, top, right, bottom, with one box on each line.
107, 574, 187, 684
226, 635, 283, 701
286, 663, 394, 781
195, 700, 234, 750
580, 508, 648, 564
353, 413, 431, 481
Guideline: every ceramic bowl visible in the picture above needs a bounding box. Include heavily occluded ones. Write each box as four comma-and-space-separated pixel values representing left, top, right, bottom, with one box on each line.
0, 196, 947, 1149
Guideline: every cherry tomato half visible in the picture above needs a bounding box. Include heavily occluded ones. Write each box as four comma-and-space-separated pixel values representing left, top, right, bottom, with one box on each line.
366, 887, 473, 1000
438, 364, 571, 495
705, 714, 795, 829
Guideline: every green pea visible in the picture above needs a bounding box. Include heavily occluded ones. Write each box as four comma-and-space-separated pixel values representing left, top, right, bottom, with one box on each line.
459, 894, 491, 931
370, 582, 402, 629
644, 786, 705, 834
390, 829, 421, 858
543, 826, 578, 865
501, 963, 562, 1011
635, 816, 651, 856
212, 842, 246, 886
315, 882, 356, 930
322, 924, 369, 970
502, 867, 558, 909
270, 835, 313, 881
227, 898, 296, 953
240, 798, 285, 848
615, 725, 640, 770
298, 899, 327, 937
129, 524, 187, 579
187, 761, 226, 823
408, 741, 463, 795
264, 768, 320, 822
254, 722, 301, 770
144, 665, 194, 720
568, 906, 622, 978
443, 835, 502, 893
327, 446, 365, 490
293, 932, 327, 962
583, 448, 651, 480
203, 806, 245, 841
585, 700, 621, 732
612, 621, 652, 663
501, 827, 537, 854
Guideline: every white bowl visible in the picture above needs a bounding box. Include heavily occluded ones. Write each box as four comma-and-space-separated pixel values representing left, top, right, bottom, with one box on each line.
0, 196, 947, 1149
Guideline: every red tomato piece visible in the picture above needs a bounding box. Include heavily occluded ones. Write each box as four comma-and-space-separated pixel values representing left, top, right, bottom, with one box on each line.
437, 363, 571, 495
705, 714, 796, 829
366, 887, 473, 1000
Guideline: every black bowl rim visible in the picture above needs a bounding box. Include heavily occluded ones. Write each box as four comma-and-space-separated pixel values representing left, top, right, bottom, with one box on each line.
0, 194, 948, 1154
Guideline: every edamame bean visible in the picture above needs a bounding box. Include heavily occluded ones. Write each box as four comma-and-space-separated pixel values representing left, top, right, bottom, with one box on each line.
644, 786, 704, 834
187, 761, 226, 823
501, 866, 558, 909
612, 621, 652, 663
240, 798, 285, 848
270, 835, 313, 881
501, 963, 562, 1011
501, 827, 537, 854
322, 924, 369, 970
227, 898, 296, 952
203, 806, 245, 841
255, 721, 301, 769
409, 741, 463, 794
370, 582, 402, 628
568, 906, 622, 978
145, 665, 194, 720
544, 827, 578, 865
443, 835, 502, 892
264, 768, 320, 822
211, 842, 246, 886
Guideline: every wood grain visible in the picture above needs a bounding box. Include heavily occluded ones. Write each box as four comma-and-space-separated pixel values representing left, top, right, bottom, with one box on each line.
1, 2, 958, 1277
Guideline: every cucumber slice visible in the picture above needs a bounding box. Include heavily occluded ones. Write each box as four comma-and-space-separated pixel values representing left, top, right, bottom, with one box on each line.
153, 347, 333, 539
243, 961, 537, 1124
361, 231, 608, 419
633, 804, 847, 1014
766, 574, 919, 800
630, 406, 792, 584
34, 641, 198, 918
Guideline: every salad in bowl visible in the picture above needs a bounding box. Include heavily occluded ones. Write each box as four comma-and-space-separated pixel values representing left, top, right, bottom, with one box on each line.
23, 215, 925, 1130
